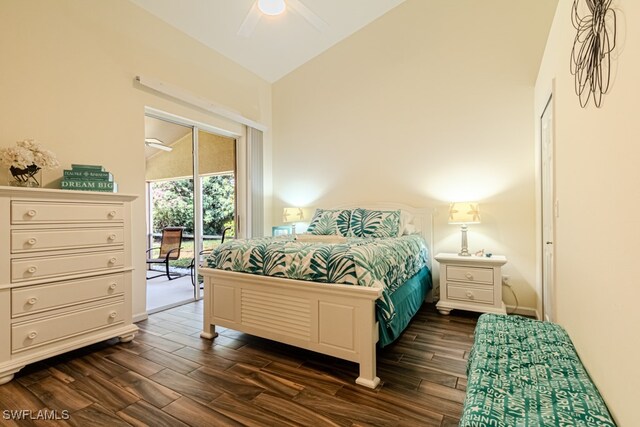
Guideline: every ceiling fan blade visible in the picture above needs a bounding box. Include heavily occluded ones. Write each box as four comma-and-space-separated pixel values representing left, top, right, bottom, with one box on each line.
286, 0, 329, 33
238, 1, 262, 38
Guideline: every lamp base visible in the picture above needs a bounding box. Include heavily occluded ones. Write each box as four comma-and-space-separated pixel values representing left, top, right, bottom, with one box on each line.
458, 224, 471, 256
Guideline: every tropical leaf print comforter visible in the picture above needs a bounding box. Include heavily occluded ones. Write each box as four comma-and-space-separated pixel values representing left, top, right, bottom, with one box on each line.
205, 234, 429, 327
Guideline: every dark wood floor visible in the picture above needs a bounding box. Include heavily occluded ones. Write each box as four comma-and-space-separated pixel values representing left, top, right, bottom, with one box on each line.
0, 301, 479, 426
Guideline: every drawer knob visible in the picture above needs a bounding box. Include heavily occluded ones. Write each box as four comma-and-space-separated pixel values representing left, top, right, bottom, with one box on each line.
108, 257, 117, 265
108, 210, 117, 218
465, 272, 474, 280
109, 283, 117, 290
27, 266, 38, 274
27, 209, 37, 217
109, 311, 117, 319
27, 331, 38, 340
466, 291, 474, 300
27, 238, 38, 245
27, 297, 38, 305
107, 233, 117, 241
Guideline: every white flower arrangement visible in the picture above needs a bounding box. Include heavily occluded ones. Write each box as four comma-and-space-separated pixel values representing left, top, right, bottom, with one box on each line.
0, 139, 59, 185
0, 139, 59, 170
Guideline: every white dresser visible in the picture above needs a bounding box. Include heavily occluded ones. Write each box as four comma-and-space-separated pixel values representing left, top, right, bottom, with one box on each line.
435, 253, 507, 316
0, 186, 137, 384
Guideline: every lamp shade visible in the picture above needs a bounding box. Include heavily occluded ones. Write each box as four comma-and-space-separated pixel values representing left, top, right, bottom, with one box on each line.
283, 207, 304, 223
448, 202, 480, 224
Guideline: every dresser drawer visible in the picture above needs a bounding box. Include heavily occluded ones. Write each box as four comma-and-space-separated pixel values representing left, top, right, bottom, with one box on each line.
446, 265, 493, 285
11, 201, 124, 224
12, 273, 125, 317
11, 227, 124, 253
447, 284, 494, 304
11, 251, 124, 282
12, 301, 124, 353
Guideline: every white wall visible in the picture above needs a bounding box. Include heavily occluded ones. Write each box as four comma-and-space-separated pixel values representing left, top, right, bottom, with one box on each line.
272, 0, 557, 313
535, 1, 640, 424
0, 0, 272, 320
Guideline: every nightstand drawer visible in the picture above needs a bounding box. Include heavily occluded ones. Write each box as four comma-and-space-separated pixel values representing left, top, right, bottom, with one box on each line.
11, 227, 124, 253
11, 201, 124, 224
12, 300, 125, 353
447, 284, 494, 304
446, 266, 493, 284
12, 273, 125, 317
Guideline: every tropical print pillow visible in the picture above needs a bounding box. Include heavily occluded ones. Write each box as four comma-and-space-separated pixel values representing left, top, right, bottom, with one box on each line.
306, 209, 351, 236
348, 208, 401, 238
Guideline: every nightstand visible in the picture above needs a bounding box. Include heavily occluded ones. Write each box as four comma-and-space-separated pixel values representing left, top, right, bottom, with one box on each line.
435, 253, 507, 315
272, 225, 293, 236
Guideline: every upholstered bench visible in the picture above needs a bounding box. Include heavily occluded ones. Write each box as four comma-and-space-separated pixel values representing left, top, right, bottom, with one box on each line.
460, 314, 616, 426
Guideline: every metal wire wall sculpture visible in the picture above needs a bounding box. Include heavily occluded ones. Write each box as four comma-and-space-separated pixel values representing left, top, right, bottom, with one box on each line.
570, 0, 617, 108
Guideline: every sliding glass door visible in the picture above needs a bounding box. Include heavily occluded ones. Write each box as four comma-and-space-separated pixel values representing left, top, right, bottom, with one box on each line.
193, 128, 237, 297
145, 114, 237, 311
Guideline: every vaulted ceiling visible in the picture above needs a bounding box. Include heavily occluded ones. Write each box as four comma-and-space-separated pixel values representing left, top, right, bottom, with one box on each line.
129, 0, 407, 83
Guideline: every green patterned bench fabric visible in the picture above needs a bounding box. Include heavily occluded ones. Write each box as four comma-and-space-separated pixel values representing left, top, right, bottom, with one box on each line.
461, 314, 616, 427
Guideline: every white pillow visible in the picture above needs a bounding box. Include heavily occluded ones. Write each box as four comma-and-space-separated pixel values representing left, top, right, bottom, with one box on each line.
402, 223, 418, 235
398, 210, 414, 236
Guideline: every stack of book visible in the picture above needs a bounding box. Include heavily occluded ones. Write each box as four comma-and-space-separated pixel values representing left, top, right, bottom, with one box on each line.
61, 164, 118, 192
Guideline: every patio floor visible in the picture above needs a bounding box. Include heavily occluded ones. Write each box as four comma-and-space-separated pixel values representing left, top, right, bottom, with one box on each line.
146, 268, 201, 313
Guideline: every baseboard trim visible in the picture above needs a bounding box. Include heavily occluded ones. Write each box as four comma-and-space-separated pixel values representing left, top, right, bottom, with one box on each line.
133, 312, 149, 323
506, 305, 539, 319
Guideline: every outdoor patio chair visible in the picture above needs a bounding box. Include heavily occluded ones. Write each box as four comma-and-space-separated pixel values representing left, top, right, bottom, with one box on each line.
146, 226, 185, 280
190, 227, 231, 296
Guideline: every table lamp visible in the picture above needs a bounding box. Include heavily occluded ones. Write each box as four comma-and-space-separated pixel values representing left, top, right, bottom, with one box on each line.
448, 202, 481, 256
283, 207, 304, 236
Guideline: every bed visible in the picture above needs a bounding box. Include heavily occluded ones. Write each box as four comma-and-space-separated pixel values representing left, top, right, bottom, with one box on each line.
199, 203, 433, 388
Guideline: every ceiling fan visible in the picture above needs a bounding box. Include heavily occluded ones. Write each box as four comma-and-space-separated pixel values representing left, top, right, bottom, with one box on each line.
238, 0, 329, 38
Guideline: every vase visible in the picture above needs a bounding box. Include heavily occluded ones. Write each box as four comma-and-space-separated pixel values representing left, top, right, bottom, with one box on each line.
9, 165, 42, 188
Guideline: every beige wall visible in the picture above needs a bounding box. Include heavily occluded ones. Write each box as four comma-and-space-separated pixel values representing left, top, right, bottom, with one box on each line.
272, 0, 557, 313
146, 131, 235, 181
535, 1, 640, 424
0, 0, 272, 320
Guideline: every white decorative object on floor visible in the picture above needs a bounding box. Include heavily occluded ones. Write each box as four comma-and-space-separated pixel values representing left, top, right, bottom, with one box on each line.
435, 252, 507, 316
0, 186, 137, 384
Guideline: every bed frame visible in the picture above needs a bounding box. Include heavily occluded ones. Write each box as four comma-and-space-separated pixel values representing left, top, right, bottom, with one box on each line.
199, 203, 432, 388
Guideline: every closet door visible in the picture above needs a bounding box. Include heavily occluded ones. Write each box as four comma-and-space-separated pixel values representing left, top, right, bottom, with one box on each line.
541, 95, 555, 322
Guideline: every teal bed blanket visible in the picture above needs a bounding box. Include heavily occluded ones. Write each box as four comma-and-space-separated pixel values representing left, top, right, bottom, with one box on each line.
461, 314, 616, 426
206, 234, 430, 346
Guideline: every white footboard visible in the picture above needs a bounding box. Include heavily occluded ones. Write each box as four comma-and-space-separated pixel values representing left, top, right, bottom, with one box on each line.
199, 268, 383, 388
